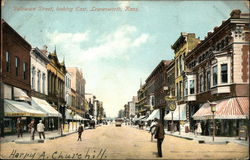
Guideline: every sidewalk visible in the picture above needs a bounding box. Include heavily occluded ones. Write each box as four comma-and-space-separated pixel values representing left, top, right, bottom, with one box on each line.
131, 125, 248, 146
0, 125, 103, 144
0, 130, 77, 144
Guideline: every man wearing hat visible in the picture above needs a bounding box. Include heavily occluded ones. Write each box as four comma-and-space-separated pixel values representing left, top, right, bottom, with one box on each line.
37, 120, 45, 139
154, 118, 165, 157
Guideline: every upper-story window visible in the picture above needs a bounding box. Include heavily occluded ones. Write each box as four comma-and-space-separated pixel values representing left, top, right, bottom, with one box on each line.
184, 80, 188, 96
189, 80, 195, 94
199, 74, 204, 92
37, 70, 41, 92
32, 67, 36, 90
15, 57, 20, 76
221, 64, 228, 83
206, 70, 211, 90
23, 62, 28, 80
42, 73, 46, 94
6, 52, 10, 72
212, 65, 218, 86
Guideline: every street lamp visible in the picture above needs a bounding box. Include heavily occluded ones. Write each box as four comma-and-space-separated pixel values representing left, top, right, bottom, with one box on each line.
209, 101, 217, 142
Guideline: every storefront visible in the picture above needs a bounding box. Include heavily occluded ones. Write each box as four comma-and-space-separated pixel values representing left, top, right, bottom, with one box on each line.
4, 99, 46, 134
164, 104, 187, 132
192, 97, 249, 136
31, 97, 62, 131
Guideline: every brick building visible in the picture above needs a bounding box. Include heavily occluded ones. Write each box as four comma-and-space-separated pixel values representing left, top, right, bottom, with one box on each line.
185, 10, 249, 136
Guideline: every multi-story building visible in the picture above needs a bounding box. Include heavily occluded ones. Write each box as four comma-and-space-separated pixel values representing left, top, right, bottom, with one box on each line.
67, 67, 86, 117
124, 104, 129, 119
163, 60, 176, 130
85, 93, 96, 119
171, 32, 200, 131
1, 19, 33, 135
185, 10, 249, 136
135, 83, 147, 117
65, 71, 72, 108
128, 96, 137, 119
46, 48, 67, 129
30, 46, 61, 131
145, 60, 172, 123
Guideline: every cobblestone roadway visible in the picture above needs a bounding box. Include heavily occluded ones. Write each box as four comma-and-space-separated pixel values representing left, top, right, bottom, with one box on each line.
0, 124, 248, 159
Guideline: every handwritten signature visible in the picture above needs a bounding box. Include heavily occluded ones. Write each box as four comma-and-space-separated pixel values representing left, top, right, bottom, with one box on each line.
8, 148, 107, 159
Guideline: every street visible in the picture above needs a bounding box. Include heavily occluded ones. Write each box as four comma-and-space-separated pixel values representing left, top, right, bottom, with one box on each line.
0, 124, 248, 159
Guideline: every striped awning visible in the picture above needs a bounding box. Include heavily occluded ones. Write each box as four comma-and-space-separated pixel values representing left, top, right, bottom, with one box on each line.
193, 97, 249, 120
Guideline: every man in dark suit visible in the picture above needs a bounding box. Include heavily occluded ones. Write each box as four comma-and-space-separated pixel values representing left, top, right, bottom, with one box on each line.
154, 118, 165, 157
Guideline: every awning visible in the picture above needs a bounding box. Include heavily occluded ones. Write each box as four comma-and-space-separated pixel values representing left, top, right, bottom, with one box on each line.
73, 114, 89, 121
146, 109, 160, 121
31, 97, 62, 118
192, 97, 249, 120
13, 87, 31, 102
164, 104, 187, 120
4, 99, 46, 117
65, 109, 74, 120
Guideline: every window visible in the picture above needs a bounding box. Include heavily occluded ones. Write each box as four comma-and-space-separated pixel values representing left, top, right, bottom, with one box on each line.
23, 62, 27, 80
15, 57, 19, 76
184, 80, 188, 96
207, 71, 211, 90
37, 70, 41, 92
180, 81, 182, 98
221, 64, 228, 83
6, 52, 10, 72
189, 80, 195, 94
42, 73, 46, 94
199, 74, 204, 92
32, 67, 36, 90
212, 66, 218, 86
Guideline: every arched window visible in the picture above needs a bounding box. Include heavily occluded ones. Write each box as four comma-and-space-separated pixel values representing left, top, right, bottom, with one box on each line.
37, 70, 41, 92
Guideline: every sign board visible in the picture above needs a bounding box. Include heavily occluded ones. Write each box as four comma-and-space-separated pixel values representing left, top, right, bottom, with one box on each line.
164, 96, 177, 101
238, 125, 248, 140
169, 102, 176, 111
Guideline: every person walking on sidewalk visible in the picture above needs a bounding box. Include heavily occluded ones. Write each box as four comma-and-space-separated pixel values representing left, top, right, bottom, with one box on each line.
77, 123, 84, 141
154, 118, 165, 157
28, 120, 35, 140
149, 119, 157, 141
37, 120, 45, 139
16, 118, 23, 138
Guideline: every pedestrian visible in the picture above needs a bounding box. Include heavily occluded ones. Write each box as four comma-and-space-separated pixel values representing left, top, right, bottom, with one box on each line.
196, 122, 202, 135
77, 123, 84, 141
149, 119, 157, 141
16, 118, 23, 138
28, 119, 35, 140
37, 120, 45, 139
154, 118, 165, 157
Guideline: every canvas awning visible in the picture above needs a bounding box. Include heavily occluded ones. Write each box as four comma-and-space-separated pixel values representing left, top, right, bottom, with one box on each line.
192, 97, 249, 120
65, 109, 74, 120
4, 99, 46, 117
31, 97, 62, 118
73, 114, 89, 121
134, 115, 146, 121
146, 109, 160, 121
164, 104, 187, 120
13, 87, 31, 102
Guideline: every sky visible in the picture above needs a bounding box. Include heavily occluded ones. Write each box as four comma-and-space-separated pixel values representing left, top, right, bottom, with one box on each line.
2, 0, 249, 118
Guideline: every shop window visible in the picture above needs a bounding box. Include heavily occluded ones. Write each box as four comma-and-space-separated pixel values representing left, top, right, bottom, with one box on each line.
213, 66, 218, 86
6, 52, 10, 72
189, 80, 195, 94
15, 57, 19, 76
221, 64, 228, 83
